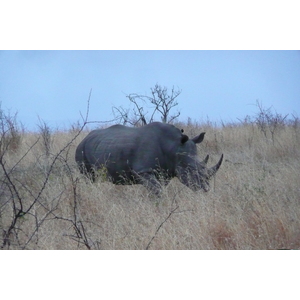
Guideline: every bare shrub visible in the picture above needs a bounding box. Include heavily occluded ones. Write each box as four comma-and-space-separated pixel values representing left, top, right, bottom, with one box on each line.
113, 84, 181, 126
0, 93, 97, 249
37, 118, 52, 157
248, 100, 288, 144
0, 104, 23, 154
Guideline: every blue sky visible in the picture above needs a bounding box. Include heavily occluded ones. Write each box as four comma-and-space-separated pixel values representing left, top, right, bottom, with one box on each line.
1, 50, 299, 131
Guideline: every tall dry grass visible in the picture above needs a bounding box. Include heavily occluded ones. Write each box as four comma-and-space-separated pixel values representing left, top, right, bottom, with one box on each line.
1, 117, 299, 249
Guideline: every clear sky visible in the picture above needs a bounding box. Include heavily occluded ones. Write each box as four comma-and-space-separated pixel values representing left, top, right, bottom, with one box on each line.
1, 50, 299, 131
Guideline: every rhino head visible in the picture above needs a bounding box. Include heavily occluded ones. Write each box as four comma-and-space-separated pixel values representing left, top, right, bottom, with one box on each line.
176, 132, 223, 192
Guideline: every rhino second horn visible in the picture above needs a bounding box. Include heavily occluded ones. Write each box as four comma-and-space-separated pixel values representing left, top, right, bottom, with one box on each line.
208, 154, 223, 178
201, 154, 209, 165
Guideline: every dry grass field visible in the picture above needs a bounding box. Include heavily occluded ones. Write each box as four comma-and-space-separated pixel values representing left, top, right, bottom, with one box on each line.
1, 110, 300, 249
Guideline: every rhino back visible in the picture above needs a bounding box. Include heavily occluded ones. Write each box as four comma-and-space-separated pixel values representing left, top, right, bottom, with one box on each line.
77, 123, 182, 176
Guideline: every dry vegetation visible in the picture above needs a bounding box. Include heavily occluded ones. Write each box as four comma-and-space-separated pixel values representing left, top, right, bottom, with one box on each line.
1, 107, 300, 249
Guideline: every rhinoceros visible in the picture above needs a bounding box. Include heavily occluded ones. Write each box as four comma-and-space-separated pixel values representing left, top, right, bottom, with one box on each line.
75, 122, 223, 194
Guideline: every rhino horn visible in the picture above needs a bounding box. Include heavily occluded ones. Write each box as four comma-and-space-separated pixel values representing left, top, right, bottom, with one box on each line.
208, 154, 223, 178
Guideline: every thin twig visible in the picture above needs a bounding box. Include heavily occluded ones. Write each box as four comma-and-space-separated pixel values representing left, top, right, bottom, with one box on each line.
146, 205, 179, 250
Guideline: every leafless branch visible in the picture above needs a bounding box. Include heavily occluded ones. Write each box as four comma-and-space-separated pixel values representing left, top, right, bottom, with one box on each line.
146, 205, 179, 250
0, 91, 96, 249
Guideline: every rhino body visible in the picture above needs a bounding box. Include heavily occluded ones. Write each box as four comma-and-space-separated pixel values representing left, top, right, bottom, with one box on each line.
75, 122, 223, 194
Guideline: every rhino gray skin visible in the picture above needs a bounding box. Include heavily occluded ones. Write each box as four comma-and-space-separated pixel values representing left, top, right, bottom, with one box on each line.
75, 122, 223, 194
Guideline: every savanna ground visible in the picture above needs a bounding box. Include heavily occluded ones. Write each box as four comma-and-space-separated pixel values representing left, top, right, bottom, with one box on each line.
1, 107, 300, 250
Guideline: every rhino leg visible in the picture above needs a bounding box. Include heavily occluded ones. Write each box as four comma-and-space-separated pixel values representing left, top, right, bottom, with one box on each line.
138, 172, 162, 196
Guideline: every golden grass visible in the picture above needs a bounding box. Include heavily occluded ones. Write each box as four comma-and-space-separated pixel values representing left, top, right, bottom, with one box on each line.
1, 122, 299, 249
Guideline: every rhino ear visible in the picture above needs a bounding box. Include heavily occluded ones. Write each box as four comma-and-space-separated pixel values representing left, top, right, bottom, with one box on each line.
192, 132, 205, 144
181, 134, 189, 144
